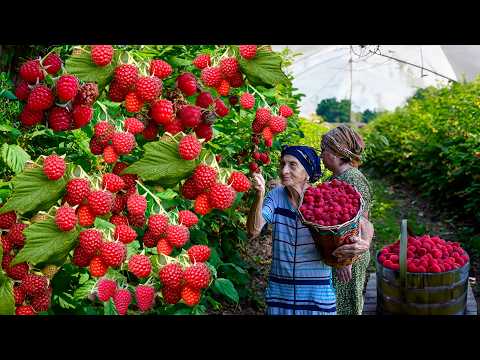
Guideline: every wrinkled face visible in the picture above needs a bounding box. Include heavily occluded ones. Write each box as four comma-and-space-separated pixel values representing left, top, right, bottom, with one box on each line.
279, 154, 309, 187
320, 147, 338, 171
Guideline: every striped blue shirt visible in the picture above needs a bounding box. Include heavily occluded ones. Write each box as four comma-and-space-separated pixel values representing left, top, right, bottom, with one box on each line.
262, 186, 336, 315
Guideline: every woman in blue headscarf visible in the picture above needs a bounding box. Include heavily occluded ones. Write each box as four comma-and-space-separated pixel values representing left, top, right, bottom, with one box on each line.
246, 145, 337, 315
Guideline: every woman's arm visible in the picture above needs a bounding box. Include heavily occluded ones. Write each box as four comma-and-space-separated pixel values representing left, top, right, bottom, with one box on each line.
332, 216, 374, 259
246, 173, 267, 238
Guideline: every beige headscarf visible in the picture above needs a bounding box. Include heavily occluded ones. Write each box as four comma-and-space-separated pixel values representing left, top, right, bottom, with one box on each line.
321, 125, 365, 167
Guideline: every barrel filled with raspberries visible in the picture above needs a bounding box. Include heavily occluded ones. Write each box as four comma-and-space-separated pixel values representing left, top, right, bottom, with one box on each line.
298, 179, 365, 268
376, 220, 470, 315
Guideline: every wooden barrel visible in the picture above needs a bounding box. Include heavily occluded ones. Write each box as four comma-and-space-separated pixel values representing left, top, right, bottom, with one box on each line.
376, 220, 470, 315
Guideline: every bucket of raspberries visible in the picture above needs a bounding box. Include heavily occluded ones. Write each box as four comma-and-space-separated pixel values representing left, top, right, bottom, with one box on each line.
377, 234, 470, 274
298, 179, 365, 268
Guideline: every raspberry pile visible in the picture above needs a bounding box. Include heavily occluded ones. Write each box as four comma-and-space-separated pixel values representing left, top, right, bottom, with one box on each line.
378, 235, 470, 273
299, 179, 361, 226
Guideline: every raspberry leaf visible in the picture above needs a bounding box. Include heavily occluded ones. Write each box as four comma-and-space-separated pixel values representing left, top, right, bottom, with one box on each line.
0, 166, 68, 215
238, 50, 289, 88
94, 217, 115, 232
1, 143, 31, 174
0, 274, 15, 315
124, 139, 200, 187
12, 218, 80, 267
73, 279, 96, 301
212, 278, 239, 304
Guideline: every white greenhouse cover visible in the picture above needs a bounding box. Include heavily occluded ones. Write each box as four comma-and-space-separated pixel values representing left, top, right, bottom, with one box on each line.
271, 45, 480, 116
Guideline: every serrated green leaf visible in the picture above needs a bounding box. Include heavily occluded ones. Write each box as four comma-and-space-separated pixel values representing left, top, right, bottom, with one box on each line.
104, 298, 117, 315
1, 143, 31, 174
65, 47, 120, 92
156, 188, 178, 200
220, 262, 247, 275
0, 89, 16, 100
73, 279, 96, 301
94, 217, 115, 232
126, 240, 141, 259
58, 293, 76, 309
239, 50, 290, 88
173, 307, 193, 315
12, 218, 80, 266
0, 274, 15, 315
124, 140, 199, 187
79, 272, 90, 285
207, 247, 222, 268
0, 166, 67, 215
213, 278, 239, 303
0, 124, 15, 132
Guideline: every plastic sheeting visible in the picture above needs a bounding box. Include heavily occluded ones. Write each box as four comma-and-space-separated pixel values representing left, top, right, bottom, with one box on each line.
272, 45, 480, 116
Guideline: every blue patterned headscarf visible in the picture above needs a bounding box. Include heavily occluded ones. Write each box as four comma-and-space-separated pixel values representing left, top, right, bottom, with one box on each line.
281, 145, 322, 183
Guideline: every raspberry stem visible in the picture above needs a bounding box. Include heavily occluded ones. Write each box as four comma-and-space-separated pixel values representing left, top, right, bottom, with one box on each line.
247, 84, 270, 109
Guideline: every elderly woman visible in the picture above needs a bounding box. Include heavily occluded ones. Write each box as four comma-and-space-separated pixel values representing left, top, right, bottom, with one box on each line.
247, 145, 337, 315
320, 124, 374, 315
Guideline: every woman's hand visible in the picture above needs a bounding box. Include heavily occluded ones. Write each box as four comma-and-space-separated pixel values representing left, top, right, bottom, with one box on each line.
332, 236, 370, 260
251, 172, 266, 195
336, 264, 352, 283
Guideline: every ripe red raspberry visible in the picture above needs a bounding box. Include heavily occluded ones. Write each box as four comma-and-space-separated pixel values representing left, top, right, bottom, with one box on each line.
108, 80, 129, 102
135, 285, 155, 312
181, 177, 202, 200
27, 85, 54, 111
1, 253, 12, 271
208, 183, 236, 210
148, 214, 169, 236
262, 126, 273, 143
112, 131, 136, 155
94, 121, 115, 144
229, 95, 239, 106
128, 210, 146, 228
65, 178, 90, 206
79, 229, 103, 256
43, 155, 66, 180
72, 245, 93, 267
31, 287, 52, 313
259, 152, 270, 165
181, 286, 201, 307
178, 210, 198, 228
194, 194, 212, 216
193, 54, 211, 70
14, 285, 26, 305
124, 92, 143, 113
142, 122, 159, 141
265, 137, 273, 147
193, 164, 217, 188
102, 173, 125, 193
179, 105, 202, 128
114, 64, 138, 90
7, 223, 27, 248
195, 123, 213, 142
123, 117, 145, 135
249, 161, 260, 173
184, 263, 211, 289
227, 72, 244, 88
56, 75, 78, 102
19, 108, 43, 127
255, 107, 271, 127
43, 52, 62, 74
114, 224, 137, 244
156, 238, 173, 255
127, 193, 147, 216
72, 104, 93, 128
187, 245, 211, 263
75, 82, 99, 106
7, 261, 29, 281
89, 137, 105, 155
239, 45, 257, 59
151, 99, 174, 125
177, 72, 198, 96
251, 119, 264, 134
111, 193, 127, 214
195, 91, 214, 108
220, 57, 239, 78
110, 214, 129, 227
1, 235, 13, 254
19, 59, 44, 83
100, 241, 126, 268
166, 224, 190, 248
121, 174, 138, 190
0, 209, 16, 229
228, 171, 251, 192
48, 106, 73, 132
97, 278, 117, 301
178, 135, 202, 160
113, 162, 128, 175
55, 205, 77, 231
279, 105, 294, 118
15, 80, 31, 101
23, 274, 48, 296
214, 98, 229, 117
113, 289, 131, 315
128, 254, 152, 278
135, 76, 161, 102
142, 229, 159, 248
164, 118, 184, 135
91, 45, 114, 66
150, 59, 172, 79
88, 190, 113, 215
240, 93, 255, 109
269, 115, 287, 134
216, 79, 230, 96
159, 263, 184, 289
201, 66, 222, 87
103, 145, 119, 164
16, 305, 37, 315
162, 286, 181, 304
